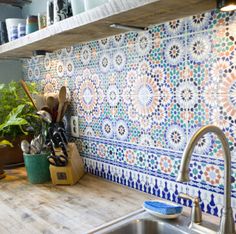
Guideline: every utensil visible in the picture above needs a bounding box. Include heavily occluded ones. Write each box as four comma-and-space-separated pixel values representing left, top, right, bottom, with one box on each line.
20, 79, 38, 110
31, 135, 44, 153
56, 86, 67, 122
21, 140, 30, 154
47, 140, 56, 155
44, 93, 59, 121
35, 94, 46, 110
59, 141, 68, 157
41, 106, 52, 115
46, 96, 55, 115
47, 154, 68, 167
52, 130, 64, 147
58, 127, 68, 145
36, 110, 52, 123
60, 100, 69, 121
47, 140, 68, 166
43, 92, 58, 102
30, 139, 41, 154
35, 134, 44, 147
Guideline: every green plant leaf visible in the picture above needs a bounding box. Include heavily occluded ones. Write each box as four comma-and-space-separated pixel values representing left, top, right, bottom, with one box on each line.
0, 84, 5, 90
0, 81, 40, 138
0, 140, 13, 147
0, 104, 28, 132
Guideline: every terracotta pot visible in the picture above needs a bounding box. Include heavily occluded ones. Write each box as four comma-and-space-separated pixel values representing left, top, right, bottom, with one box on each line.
0, 135, 33, 169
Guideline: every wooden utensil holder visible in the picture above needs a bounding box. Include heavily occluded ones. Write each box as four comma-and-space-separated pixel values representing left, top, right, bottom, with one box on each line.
49, 143, 84, 185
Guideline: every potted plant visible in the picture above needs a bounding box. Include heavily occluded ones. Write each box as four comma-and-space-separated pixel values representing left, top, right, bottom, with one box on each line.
0, 81, 40, 176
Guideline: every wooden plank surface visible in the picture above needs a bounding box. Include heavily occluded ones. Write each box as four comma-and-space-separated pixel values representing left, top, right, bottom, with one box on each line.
0, 0, 216, 59
0, 167, 154, 234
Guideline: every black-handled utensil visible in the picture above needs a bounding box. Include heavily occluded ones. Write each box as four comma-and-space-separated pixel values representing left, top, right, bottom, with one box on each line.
47, 140, 68, 167
47, 154, 68, 167
59, 141, 68, 157
52, 130, 63, 146
52, 130, 68, 156
47, 140, 56, 155
58, 127, 68, 145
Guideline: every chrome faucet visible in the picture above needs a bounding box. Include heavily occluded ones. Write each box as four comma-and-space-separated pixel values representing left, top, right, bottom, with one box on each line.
176, 125, 235, 234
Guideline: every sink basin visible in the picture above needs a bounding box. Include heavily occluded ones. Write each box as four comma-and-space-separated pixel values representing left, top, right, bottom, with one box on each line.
102, 219, 189, 234
88, 209, 202, 234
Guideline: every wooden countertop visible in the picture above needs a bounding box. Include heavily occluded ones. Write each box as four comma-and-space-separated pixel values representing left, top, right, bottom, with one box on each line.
0, 167, 154, 234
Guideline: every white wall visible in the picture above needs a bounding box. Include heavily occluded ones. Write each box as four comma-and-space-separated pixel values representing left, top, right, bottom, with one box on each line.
0, 1, 49, 84
22, 0, 48, 18
0, 60, 23, 83
0, 4, 22, 20
0, 4, 23, 83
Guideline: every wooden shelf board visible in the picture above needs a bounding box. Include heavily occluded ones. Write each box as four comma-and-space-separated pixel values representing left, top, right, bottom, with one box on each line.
0, 0, 216, 59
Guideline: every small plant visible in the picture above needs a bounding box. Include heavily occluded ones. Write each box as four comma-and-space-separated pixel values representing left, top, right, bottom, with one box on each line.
0, 140, 13, 147
0, 81, 40, 145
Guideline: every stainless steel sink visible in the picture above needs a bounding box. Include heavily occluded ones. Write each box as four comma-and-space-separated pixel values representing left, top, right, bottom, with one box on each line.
101, 218, 189, 234
87, 209, 208, 234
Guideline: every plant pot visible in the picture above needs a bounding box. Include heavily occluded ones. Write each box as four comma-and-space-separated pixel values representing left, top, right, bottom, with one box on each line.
0, 135, 33, 169
23, 152, 51, 184
0, 146, 6, 179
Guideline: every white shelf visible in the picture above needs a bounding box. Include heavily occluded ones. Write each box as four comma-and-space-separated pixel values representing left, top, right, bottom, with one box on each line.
0, 0, 215, 59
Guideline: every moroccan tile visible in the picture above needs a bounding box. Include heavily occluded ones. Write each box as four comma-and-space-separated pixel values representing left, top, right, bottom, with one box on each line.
187, 32, 213, 68
149, 17, 186, 40
163, 17, 186, 38
77, 137, 92, 157
77, 121, 88, 137
201, 163, 224, 188
217, 67, 236, 95
161, 36, 186, 69
164, 120, 187, 152
110, 33, 126, 48
209, 9, 236, 30
186, 11, 213, 33
149, 22, 165, 40
22, 8, 236, 221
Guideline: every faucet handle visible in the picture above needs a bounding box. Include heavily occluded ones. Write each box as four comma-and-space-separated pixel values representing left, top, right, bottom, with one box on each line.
178, 193, 196, 202
178, 193, 202, 224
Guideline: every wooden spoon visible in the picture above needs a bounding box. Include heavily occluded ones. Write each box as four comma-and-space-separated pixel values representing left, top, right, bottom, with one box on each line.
60, 100, 69, 121
41, 106, 52, 115
56, 86, 67, 122
35, 94, 46, 110
46, 96, 55, 115
20, 79, 38, 110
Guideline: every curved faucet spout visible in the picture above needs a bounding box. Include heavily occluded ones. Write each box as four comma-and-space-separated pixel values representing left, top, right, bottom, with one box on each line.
176, 125, 235, 234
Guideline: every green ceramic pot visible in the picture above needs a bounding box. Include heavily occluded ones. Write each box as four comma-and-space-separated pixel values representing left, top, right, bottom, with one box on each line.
23, 153, 51, 184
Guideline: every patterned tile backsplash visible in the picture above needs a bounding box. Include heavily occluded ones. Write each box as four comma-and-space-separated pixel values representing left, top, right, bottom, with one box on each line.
23, 9, 236, 219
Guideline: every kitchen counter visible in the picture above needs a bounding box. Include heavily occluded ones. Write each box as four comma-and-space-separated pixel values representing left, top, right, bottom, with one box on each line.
0, 167, 154, 234
0, 167, 229, 234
